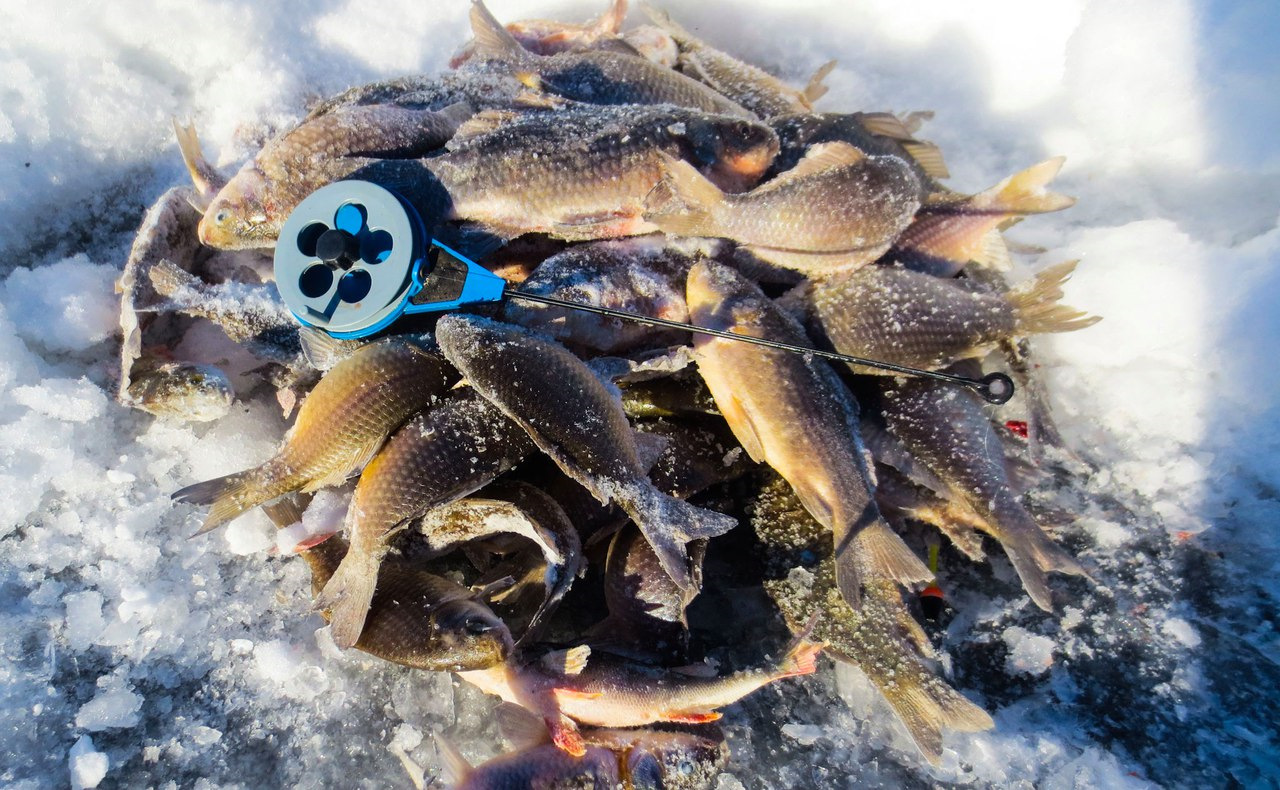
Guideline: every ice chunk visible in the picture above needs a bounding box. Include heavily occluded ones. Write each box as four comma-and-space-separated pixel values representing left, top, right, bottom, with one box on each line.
63, 591, 107, 651
12, 377, 108, 422
75, 675, 143, 731
1161, 618, 1202, 648
1002, 626, 1055, 675
69, 735, 108, 790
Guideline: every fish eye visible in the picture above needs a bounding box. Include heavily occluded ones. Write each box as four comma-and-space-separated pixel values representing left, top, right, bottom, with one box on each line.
214, 209, 230, 226
463, 616, 495, 636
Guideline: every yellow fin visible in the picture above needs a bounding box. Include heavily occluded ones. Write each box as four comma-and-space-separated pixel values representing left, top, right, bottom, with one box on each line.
802, 59, 837, 105
448, 109, 522, 148
171, 118, 225, 208
541, 645, 591, 675
857, 521, 932, 585
1008, 261, 1101, 335
976, 157, 1076, 214
643, 152, 723, 236
469, 1, 533, 64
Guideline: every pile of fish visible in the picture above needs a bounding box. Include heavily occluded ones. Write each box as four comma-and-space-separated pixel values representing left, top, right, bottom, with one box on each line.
117, 1, 1102, 786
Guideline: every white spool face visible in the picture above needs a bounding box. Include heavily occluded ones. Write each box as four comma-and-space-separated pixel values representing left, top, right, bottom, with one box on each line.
274, 180, 420, 335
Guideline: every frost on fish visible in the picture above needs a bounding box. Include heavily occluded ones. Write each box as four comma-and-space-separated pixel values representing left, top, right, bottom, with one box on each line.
750, 472, 993, 763
502, 237, 707, 352
437, 314, 737, 595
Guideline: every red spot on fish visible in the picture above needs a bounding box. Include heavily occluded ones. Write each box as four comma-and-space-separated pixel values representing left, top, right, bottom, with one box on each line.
1176, 531, 1194, 542
1005, 420, 1029, 439
292, 532, 337, 553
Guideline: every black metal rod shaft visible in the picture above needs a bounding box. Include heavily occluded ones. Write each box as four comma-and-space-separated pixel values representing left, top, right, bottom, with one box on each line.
505, 288, 1014, 404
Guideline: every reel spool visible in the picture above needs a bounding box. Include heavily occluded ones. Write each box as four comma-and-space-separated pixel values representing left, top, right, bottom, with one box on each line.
273, 181, 504, 339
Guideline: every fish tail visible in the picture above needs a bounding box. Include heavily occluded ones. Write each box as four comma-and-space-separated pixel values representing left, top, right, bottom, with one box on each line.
973, 157, 1076, 214
801, 59, 837, 106
774, 640, 823, 680
469, 0, 536, 66
854, 520, 933, 588
617, 482, 736, 591
1008, 260, 1101, 334
995, 500, 1088, 612
881, 677, 994, 764
172, 469, 268, 536
643, 153, 724, 237
312, 547, 382, 649
261, 493, 309, 530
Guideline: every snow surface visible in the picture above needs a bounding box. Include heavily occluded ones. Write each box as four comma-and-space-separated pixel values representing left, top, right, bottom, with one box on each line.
2, 0, 1279, 787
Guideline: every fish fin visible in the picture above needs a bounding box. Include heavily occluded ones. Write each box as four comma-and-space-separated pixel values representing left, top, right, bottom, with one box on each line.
469, 0, 535, 65
1003, 237, 1047, 255
547, 716, 587, 757
858, 520, 932, 585
433, 734, 472, 785
495, 703, 550, 749
973, 157, 1075, 214
448, 109, 522, 148
633, 429, 670, 473
173, 470, 263, 535
302, 434, 384, 491
856, 111, 914, 140
640, 3, 691, 40
541, 645, 591, 675
900, 140, 950, 180
755, 142, 865, 193
973, 229, 1013, 271
801, 59, 837, 106
261, 494, 311, 530
711, 390, 766, 463
1008, 260, 1101, 335
554, 688, 603, 701
312, 549, 381, 648
643, 153, 723, 237
171, 118, 225, 208
471, 575, 517, 601
663, 711, 722, 724
883, 680, 994, 765
594, 0, 629, 33
298, 327, 361, 371
775, 640, 823, 680
513, 70, 544, 91
996, 504, 1088, 612
617, 482, 736, 591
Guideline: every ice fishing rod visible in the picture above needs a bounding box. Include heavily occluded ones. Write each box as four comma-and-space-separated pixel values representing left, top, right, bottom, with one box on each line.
273, 180, 1014, 404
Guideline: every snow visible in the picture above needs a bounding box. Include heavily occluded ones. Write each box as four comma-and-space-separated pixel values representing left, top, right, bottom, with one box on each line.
1, 0, 1278, 788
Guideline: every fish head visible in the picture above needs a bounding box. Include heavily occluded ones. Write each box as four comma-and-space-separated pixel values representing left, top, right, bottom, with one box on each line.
686, 117, 779, 192
429, 598, 514, 669
685, 260, 768, 331
197, 166, 278, 250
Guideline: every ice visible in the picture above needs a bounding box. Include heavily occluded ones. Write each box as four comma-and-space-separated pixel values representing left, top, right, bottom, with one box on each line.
68, 735, 109, 790
0, 0, 1277, 786
1002, 626, 1056, 675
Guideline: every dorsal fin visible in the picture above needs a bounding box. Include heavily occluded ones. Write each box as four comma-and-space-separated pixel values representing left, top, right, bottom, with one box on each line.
801, 59, 837, 105
753, 141, 865, 194
448, 109, 523, 148
541, 644, 591, 675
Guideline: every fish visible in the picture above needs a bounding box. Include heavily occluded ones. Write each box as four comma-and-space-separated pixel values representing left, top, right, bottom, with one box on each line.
891, 158, 1075, 277
806, 261, 1099, 374
622, 24, 680, 68
428, 103, 779, 241
877, 370, 1089, 611
437, 710, 728, 790
195, 101, 474, 249
871, 462, 986, 562
450, 0, 630, 66
468, 0, 753, 118
456, 640, 821, 756
314, 386, 536, 649
645, 142, 922, 274
635, 417, 752, 500
685, 261, 930, 608
502, 237, 704, 352
126, 359, 235, 422
438, 738, 620, 789
171, 334, 457, 534
263, 498, 512, 672
749, 471, 993, 763
770, 111, 950, 184
644, 5, 835, 118
436, 314, 737, 593
587, 523, 703, 663
146, 259, 304, 368
619, 368, 720, 420
417, 481, 582, 642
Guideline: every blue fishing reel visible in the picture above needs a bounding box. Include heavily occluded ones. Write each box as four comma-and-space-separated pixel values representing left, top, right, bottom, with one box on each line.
273, 180, 505, 339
